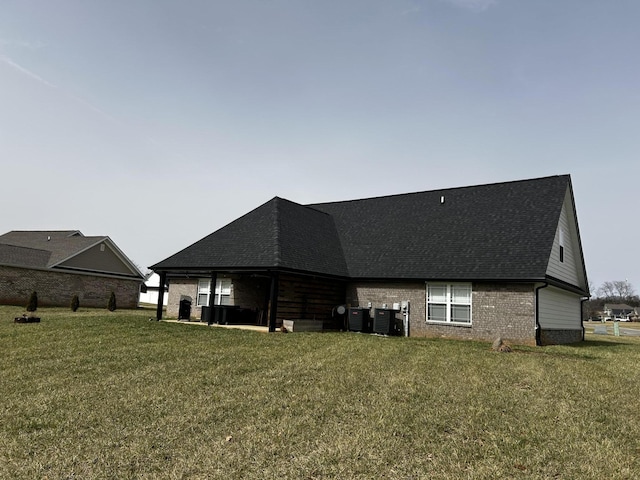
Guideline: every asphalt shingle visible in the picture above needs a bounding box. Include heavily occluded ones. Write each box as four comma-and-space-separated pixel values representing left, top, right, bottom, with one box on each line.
151, 175, 573, 282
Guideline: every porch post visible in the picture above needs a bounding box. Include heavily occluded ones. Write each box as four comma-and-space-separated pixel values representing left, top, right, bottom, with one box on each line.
268, 271, 279, 332
207, 272, 217, 325
156, 271, 167, 320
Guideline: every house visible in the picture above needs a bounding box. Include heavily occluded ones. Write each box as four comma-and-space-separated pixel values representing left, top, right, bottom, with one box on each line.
0, 230, 144, 308
603, 303, 634, 321
150, 175, 589, 345
139, 272, 168, 307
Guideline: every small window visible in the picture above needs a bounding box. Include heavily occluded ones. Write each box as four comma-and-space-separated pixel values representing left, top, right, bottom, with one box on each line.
100, 244, 105, 252
559, 229, 565, 263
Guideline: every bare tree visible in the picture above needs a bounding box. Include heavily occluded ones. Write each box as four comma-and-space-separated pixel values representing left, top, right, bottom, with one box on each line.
597, 280, 637, 304
612, 280, 635, 299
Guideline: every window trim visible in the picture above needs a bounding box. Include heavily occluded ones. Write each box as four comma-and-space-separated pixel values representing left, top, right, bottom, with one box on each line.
426, 282, 473, 326
196, 278, 232, 307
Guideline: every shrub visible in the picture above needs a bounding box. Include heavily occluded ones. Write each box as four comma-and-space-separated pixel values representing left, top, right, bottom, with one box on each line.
108, 292, 117, 312
26, 291, 38, 312
71, 294, 80, 312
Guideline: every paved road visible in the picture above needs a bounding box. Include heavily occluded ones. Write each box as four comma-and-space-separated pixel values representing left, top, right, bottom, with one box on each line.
584, 322, 640, 337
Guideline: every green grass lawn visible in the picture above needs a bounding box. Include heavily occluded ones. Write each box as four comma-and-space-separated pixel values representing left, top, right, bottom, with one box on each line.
1, 307, 639, 479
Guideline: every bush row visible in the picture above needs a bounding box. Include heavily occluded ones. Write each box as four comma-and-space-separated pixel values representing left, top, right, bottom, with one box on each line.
24, 291, 119, 312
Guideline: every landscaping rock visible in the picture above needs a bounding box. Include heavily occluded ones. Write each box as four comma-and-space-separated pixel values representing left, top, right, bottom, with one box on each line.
491, 337, 512, 352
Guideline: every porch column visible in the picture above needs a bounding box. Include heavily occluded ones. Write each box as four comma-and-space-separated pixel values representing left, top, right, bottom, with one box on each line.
268, 271, 279, 332
156, 271, 167, 320
207, 272, 217, 325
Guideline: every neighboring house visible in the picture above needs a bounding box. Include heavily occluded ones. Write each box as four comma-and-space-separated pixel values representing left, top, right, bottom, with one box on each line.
139, 272, 168, 307
603, 303, 634, 321
151, 175, 589, 345
0, 230, 144, 308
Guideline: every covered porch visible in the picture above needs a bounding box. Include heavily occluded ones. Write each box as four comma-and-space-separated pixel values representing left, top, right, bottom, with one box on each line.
153, 268, 347, 333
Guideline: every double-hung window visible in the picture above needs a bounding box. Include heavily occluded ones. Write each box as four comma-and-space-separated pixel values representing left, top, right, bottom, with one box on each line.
197, 278, 232, 306
427, 283, 472, 324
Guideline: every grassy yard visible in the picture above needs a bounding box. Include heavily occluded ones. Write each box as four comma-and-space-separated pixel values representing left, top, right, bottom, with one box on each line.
1, 307, 639, 479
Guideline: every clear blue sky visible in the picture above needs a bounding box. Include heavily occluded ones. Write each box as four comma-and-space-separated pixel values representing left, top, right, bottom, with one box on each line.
1, 0, 638, 293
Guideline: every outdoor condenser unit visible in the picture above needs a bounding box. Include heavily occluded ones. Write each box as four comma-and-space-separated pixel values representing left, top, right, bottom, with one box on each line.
348, 307, 371, 332
373, 308, 397, 335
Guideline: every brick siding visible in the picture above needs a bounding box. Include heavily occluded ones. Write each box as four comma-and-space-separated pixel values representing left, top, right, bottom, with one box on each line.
0, 265, 141, 309
166, 278, 199, 318
346, 281, 537, 345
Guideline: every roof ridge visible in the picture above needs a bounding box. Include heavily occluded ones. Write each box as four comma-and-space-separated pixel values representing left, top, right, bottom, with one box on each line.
308, 174, 570, 206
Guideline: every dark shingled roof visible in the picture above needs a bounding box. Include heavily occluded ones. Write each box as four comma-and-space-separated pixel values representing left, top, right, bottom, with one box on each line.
0, 243, 51, 269
153, 197, 349, 277
0, 230, 143, 278
0, 230, 106, 267
152, 175, 573, 282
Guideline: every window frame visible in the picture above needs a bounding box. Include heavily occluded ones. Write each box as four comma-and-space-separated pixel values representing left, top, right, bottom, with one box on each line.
426, 282, 473, 325
196, 278, 232, 307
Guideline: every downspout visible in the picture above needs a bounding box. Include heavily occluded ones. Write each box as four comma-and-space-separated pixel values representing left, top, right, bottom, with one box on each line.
534, 282, 548, 346
580, 297, 589, 341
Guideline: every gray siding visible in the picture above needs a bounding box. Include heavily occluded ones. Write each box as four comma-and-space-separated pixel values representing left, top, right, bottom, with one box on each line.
58, 243, 137, 276
545, 188, 587, 290
538, 285, 582, 330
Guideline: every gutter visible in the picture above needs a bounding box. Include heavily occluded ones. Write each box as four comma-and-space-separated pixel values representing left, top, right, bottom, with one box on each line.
534, 282, 548, 346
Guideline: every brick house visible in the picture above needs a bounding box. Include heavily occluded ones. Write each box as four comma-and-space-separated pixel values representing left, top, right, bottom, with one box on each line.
0, 230, 144, 308
151, 175, 589, 345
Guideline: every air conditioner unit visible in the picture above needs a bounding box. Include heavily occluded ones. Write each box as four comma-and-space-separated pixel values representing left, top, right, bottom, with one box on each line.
348, 307, 371, 332
373, 308, 398, 335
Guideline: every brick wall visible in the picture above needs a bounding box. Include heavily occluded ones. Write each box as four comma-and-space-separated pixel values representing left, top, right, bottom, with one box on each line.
458, 283, 536, 345
346, 281, 537, 345
0, 265, 141, 309
166, 278, 199, 318
346, 281, 425, 335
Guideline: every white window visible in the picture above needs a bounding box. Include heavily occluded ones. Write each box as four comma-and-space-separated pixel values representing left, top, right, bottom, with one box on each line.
197, 278, 232, 307
427, 283, 472, 324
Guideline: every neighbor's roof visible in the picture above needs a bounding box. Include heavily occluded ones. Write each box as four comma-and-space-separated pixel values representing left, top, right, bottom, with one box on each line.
0, 243, 52, 269
151, 175, 574, 282
0, 231, 101, 267
0, 230, 143, 278
604, 303, 634, 310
